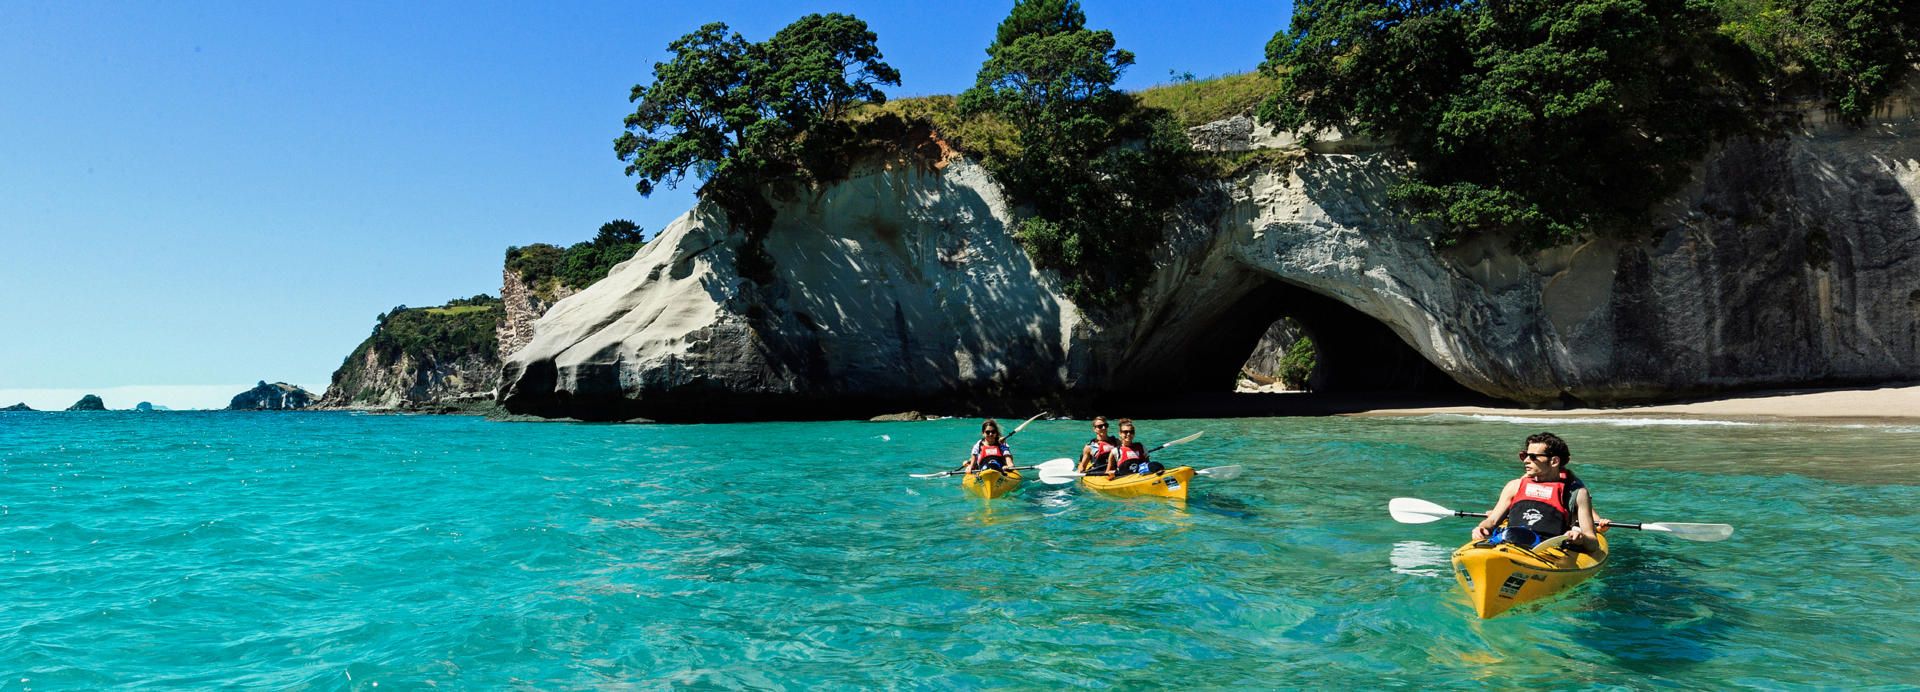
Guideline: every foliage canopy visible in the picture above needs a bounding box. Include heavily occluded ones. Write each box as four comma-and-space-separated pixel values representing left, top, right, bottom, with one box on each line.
959, 0, 1195, 308
614, 14, 900, 204
506, 219, 649, 298
1260, 0, 1742, 249
1258, 0, 1918, 249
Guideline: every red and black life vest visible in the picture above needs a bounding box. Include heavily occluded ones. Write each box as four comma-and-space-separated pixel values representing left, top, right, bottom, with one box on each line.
1113, 442, 1158, 475
1084, 437, 1117, 471
971, 441, 1011, 470
1505, 471, 1585, 535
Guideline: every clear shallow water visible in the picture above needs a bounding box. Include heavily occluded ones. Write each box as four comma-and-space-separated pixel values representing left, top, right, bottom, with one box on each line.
2, 411, 1917, 689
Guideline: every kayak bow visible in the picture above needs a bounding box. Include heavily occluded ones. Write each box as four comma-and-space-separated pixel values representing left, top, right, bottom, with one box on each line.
1450, 531, 1609, 618
1079, 466, 1196, 500
962, 468, 1024, 499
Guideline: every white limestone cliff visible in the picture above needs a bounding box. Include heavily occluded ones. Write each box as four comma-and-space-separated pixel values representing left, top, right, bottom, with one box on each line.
499, 92, 1920, 419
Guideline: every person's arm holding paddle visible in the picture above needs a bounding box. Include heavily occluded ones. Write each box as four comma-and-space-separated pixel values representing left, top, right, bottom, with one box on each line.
1564, 486, 1599, 549
1471, 479, 1521, 541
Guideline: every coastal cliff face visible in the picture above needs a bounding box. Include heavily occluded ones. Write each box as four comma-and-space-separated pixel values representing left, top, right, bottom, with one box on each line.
499, 95, 1920, 418
498, 266, 579, 360
498, 154, 1083, 420
316, 302, 505, 411
315, 348, 498, 410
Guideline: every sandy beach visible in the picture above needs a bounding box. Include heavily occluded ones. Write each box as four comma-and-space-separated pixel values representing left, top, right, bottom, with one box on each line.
1350, 383, 1920, 424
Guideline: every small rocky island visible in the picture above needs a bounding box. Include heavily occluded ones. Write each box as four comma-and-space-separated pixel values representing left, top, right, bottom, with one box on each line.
65, 395, 107, 411
227, 382, 316, 410
2, 402, 34, 411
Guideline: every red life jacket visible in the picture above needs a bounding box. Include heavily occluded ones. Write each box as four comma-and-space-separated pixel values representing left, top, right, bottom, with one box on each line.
1505, 471, 1584, 535
972, 441, 1011, 470
1086, 437, 1116, 461
1113, 442, 1156, 474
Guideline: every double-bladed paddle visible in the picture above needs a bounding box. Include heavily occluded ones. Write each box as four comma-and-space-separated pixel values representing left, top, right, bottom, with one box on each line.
1386, 497, 1735, 542
908, 412, 1048, 478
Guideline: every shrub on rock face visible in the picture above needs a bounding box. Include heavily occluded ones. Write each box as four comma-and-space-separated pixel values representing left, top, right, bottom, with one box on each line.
506, 220, 649, 300
1278, 336, 1317, 391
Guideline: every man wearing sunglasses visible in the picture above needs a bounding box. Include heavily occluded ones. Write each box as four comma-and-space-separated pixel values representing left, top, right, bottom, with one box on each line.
1470, 432, 1602, 550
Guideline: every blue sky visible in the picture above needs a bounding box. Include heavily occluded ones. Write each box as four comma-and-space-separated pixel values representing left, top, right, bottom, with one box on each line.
0, 0, 1291, 410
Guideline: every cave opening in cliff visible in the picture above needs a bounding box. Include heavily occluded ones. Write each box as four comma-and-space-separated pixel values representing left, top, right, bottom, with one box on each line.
1230, 283, 1471, 396
1113, 279, 1486, 414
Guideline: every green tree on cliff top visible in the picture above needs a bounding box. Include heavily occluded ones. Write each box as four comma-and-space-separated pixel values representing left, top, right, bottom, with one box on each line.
1258, 0, 1918, 249
959, 0, 1191, 309
614, 14, 900, 207
1259, 0, 1740, 249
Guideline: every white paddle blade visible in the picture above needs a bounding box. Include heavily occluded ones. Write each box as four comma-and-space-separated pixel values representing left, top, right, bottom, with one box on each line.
908, 471, 953, 479
1038, 472, 1084, 485
1004, 412, 1048, 438
1033, 458, 1078, 476
1196, 465, 1244, 481
1388, 497, 1456, 524
1151, 431, 1204, 453
1642, 522, 1735, 542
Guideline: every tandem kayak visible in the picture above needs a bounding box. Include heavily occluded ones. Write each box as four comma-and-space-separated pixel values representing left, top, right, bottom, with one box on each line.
1079, 466, 1196, 500
1450, 530, 1609, 618
962, 468, 1023, 499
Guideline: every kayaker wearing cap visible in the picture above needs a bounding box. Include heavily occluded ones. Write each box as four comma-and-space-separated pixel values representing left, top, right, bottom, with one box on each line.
1472, 432, 1603, 550
1104, 419, 1164, 478
1078, 416, 1119, 475
964, 419, 1013, 473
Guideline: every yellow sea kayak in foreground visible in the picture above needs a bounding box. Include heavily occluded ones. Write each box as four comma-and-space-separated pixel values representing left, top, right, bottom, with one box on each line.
1451, 531, 1609, 618
1079, 466, 1196, 500
962, 468, 1023, 499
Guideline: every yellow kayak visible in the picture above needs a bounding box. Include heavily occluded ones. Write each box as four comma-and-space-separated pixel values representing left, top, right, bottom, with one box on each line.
962, 468, 1023, 499
1450, 531, 1609, 618
1079, 466, 1196, 500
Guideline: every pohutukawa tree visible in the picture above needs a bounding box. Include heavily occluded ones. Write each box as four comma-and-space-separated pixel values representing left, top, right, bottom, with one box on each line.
614, 14, 900, 204
959, 0, 1192, 309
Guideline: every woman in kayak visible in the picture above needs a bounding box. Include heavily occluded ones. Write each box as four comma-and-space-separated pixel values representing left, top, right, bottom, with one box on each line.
1077, 416, 1119, 474
963, 419, 1013, 473
1471, 432, 1602, 550
1104, 419, 1164, 477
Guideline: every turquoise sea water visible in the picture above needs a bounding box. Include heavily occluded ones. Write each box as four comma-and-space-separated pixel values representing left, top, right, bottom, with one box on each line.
3, 411, 1918, 689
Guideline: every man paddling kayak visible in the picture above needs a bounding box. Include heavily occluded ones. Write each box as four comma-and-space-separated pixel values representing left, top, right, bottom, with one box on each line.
963, 419, 1014, 473
1471, 432, 1604, 550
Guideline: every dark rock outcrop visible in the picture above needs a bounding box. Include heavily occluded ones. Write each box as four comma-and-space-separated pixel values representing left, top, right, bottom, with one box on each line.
66, 395, 106, 411
2, 402, 34, 411
228, 381, 315, 410
134, 402, 155, 412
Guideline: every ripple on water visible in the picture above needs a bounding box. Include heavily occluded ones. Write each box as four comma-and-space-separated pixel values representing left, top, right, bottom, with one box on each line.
3, 411, 1919, 686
